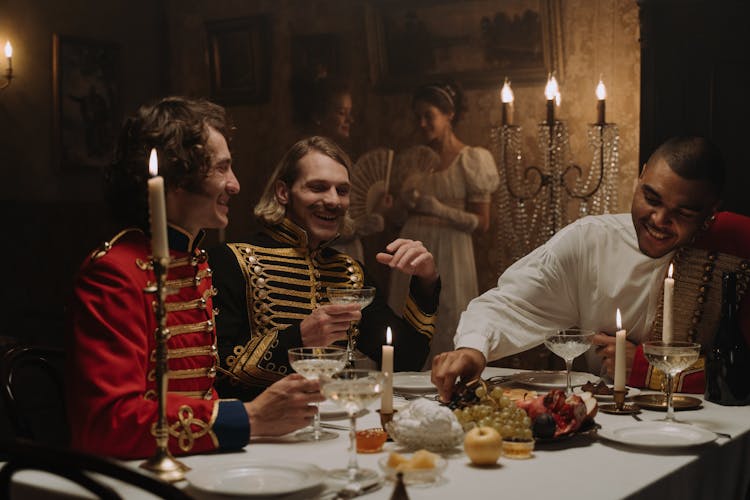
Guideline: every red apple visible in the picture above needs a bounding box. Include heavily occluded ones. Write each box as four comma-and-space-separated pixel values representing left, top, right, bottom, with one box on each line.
464, 426, 502, 465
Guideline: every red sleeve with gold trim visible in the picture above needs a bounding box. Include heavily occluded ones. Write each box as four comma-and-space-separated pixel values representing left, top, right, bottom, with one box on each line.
67, 233, 248, 459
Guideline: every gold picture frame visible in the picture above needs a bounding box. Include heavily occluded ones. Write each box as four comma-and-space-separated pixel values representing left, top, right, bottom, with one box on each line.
365, 0, 563, 92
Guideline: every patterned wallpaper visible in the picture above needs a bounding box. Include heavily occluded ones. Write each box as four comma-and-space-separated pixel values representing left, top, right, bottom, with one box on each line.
167, 0, 640, 293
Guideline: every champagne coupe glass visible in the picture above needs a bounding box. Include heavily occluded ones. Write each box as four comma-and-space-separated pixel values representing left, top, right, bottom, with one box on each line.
288, 346, 347, 441
320, 369, 384, 484
544, 328, 596, 395
326, 286, 376, 367
642, 341, 701, 422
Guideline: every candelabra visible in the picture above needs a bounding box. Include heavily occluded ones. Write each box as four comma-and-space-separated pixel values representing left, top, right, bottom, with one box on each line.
139, 257, 190, 482
492, 118, 619, 271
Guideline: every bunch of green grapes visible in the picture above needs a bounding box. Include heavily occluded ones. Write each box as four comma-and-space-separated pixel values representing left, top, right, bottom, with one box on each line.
453, 386, 533, 440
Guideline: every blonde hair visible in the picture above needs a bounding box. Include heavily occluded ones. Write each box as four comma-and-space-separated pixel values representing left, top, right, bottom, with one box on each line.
254, 136, 355, 236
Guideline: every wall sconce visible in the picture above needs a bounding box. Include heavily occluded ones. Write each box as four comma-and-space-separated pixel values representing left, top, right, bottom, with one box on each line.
1, 40, 13, 91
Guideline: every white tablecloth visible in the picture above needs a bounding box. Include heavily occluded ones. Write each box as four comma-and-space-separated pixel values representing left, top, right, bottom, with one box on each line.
9, 367, 750, 499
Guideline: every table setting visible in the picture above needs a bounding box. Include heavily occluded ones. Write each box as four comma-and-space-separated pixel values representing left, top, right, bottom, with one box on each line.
7, 285, 750, 500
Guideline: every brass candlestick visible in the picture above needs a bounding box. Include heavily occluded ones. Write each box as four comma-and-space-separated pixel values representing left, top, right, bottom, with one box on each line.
599, 389, 641, 415
377, 409, 398, 441
139, 257, 190, 482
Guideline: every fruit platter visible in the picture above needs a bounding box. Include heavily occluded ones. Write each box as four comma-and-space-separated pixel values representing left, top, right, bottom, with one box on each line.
451, 379, 599, 445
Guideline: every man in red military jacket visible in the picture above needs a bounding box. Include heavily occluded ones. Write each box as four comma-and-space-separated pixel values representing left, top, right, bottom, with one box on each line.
67, 97, 321, 459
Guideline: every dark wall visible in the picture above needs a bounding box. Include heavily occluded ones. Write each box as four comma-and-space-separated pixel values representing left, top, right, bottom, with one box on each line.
639, 0, 750, 215
0, 0, 166, 345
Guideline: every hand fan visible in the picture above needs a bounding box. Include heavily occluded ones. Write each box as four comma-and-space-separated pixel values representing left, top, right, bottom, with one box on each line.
391, 145, 441, 195
349, 147, 394, 219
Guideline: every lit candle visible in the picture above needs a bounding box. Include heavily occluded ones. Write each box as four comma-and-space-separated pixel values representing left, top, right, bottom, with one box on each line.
544, 74, 559, 125
663, 263, 674, 343
4, 41, 12, 73
384, 149, 394, 194
596, 78, 607, 124
500, 78, 514, 126
381, 326, 394, 413
147, 148, 169, 262
614, 308, 626, 391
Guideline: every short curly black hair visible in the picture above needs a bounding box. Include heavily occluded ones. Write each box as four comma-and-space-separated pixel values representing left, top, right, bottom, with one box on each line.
105, 96, 232, 231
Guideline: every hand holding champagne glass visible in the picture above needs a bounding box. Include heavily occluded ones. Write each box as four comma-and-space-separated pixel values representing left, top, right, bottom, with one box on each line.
288, 346, 347, 441
327, 286, 376, 366
642, 341, 701, 421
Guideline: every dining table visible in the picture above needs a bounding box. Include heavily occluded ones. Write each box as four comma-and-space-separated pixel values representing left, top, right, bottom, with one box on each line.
7, 367, 750, 499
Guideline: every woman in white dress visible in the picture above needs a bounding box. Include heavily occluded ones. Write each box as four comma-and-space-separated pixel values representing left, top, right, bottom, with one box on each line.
388, 82, 499, 368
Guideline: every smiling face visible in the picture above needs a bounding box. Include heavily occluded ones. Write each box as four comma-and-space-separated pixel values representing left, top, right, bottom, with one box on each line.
413, 100, 453, 144
166, 126, 240, 236
275, 151, 351, 249
631, 157, 718, 258
319, 92, 353, 142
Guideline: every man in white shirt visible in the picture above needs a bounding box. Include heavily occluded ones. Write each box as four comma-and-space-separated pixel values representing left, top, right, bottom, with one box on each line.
431, 136, 725, 401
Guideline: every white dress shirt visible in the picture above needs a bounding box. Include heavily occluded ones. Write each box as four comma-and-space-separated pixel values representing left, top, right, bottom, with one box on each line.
454, 213, 673, 373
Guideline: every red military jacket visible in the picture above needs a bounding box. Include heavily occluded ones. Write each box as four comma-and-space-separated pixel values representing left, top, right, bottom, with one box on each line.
628, 211, 750, 392
67, 226, 249, 459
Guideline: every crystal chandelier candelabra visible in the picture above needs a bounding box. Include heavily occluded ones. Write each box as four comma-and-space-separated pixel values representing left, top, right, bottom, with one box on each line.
492, 76, 620, 271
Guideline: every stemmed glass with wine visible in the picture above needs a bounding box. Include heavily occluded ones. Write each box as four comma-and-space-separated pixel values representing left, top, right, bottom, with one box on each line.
288, 346, 348, 441
326, 286, 375, 367
544, 328, 596, 395
319, 369, 384, 484
642, 341, 701, 421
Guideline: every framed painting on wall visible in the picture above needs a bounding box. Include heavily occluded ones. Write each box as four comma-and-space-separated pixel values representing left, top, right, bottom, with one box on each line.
206, 16, 271, 105
52, 34, 120, 170
365, 0, 563, 92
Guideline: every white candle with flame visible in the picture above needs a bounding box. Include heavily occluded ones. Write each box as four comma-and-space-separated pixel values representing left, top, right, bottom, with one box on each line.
4, 41, 12, 72
614, 308, 626, 391
663, 263, 674, 343
596, 78, 607, 124
147, 148, 169, 262
381, 326, 394, 413
501, 78, 514, 126
545, 74, 559, 124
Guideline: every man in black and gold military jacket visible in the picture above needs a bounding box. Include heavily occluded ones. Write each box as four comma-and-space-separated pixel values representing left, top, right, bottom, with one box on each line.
210, 136, 440, 400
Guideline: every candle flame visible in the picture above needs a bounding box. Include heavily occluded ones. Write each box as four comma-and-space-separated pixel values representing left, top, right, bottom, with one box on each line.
596, 79, 607, 100
668, 263, 673, 279
616, 308, 622, 330
555, 91, 561, 107
148, 148, 159, 177
386, 327, 392, 345
4, 41, 12, 58
544, 74, 559, 100
501, 78, 514, 103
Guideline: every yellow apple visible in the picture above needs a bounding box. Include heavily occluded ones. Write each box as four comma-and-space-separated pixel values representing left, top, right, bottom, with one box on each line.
463, 426, 502, 465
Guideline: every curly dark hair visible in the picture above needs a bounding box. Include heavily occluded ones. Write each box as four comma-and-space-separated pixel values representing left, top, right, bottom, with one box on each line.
105, 96, 232, 231
412, 81, 467, 125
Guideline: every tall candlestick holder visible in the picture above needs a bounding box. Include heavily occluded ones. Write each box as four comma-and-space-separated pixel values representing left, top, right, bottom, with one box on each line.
492, 118, 619, 271
139, 257, 190, 482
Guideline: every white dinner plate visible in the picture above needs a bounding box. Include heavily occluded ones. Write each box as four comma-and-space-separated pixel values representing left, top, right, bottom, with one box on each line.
392, 371, 436, 393
509, 371, 597, 390
574, 385, 641, 400
185, 460, 323, 496
598, 421, 717, 449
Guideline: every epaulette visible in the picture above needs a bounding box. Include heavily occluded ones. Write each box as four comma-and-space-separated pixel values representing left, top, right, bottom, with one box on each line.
89, 228, 143, 261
